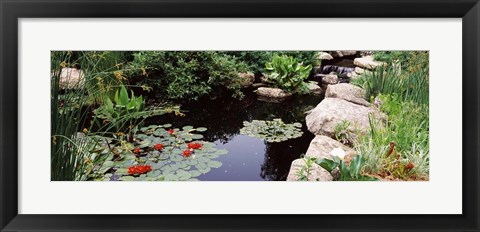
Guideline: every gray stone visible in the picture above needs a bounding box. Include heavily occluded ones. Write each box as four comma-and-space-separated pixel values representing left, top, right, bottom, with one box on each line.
325, 83, 370, 106
317, 52, 334, 60
238, 72, 255, 88
331, 51, 358, 58
355, 67, 366, 74
286, 159, 333, 181
354, 56, 387, 70
306, 98, 385, 137
305, 135, 355, 160
321, 73, 339, 85
307, 82, 323, 94
55, 68, 85, 89
255, 87, 292, 98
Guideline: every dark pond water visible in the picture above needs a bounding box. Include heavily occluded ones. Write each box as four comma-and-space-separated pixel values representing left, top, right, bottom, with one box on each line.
146, 91, 323, 181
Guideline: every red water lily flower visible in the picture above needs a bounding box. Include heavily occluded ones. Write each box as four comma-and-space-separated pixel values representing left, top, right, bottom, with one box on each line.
128, 166, 137, 175
154, 143, 163, 151
168, 129, 175, 135
133, 147, 141, 154
187, 142, 202, 150
128, 165, 152, 175
145, 164, 152, 172
136, 165, 145, 173
183, 149, 191, 157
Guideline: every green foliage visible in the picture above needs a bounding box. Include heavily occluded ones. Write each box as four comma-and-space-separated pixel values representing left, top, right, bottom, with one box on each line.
353, 64, 429, 105
93, 85, 180, 138
334, 120, 351, 145
356, 94, 429, 180
87, 125, 227, 181
227, 51, 317, 75
74, 51, 131, 104
240, 119, 303, 142
51, 51, 94, 181
264, 54, 312, 93
126, 51, 248, 100
295, 155, 316, 181
316, 155, 378, 181
373, 51, 429, 75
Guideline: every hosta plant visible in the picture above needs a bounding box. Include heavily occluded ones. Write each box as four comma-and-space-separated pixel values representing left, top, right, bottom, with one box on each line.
264, 54, 312, 94
239, 119, 303, 142
85, 124, 227, 181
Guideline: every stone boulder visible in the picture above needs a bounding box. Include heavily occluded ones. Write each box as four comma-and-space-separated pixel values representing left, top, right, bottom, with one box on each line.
305, 135, 355, 160
353, 56, 387, 70
317, 52, 334, 60
315, 73, 338, 85
238, 72, 255, 88
255, 87, 292, 99
286, 159, 332, 181
54, 68, 85, 89
305, 98, 385, 137
286, 136, 356, 181
325, 83, 370, 106
355, 67, 366, 74
330, 51, 358, 58
307, 82, 323, 95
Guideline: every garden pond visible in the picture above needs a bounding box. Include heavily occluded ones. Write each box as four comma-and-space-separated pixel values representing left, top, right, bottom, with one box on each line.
144, 91, 323, 181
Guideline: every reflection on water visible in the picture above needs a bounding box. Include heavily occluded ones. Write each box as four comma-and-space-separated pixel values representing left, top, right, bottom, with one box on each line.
146, 91, 322, 181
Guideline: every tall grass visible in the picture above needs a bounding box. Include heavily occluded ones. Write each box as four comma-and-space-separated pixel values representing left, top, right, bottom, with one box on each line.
356, 94, 429, 180
350, 52, 429, 180
51, 51, 92, 180
51, 51, 130, 180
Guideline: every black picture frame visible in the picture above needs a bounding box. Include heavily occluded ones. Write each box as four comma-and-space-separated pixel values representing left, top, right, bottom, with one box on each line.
1, 0, 479, 231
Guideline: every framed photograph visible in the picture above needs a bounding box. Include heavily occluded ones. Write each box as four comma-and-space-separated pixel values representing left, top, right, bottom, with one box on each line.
1, 0, 479, 231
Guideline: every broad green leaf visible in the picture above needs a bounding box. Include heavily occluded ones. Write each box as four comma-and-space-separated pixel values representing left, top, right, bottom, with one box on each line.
207, 160, 222, 168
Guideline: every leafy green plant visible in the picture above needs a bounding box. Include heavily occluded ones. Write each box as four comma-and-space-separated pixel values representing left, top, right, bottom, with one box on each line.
295, 155, 316, 181
93, 85, 181, 141
334, 120, 351, 145
264, 54, 312, 94
316, 155, 377, 181
125, 51, 248, 101
87, 124, 227, 181
240, 119, 303, 142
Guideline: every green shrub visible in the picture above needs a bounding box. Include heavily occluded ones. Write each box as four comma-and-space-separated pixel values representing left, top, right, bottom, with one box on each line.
126, 51, 248, 101
264, 54, 312, 93
373, 51, 429, 75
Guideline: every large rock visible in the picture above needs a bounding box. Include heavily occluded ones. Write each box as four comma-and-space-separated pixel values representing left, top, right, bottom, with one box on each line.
286, 136, 355, 181
319, 73, 339, 85
354, 56, 387, 70
317, 52, 334, 60
331, 51, 358, 58
238, 72, 255, 88
54, 68, 85, 89
305, 135, 355, 160
306, 98, 385, 137
325, 83, 370, 106
286, 159, 332, 181
355, 67, 366, 74
255, 87, 292, 98
307, 82, 322, 94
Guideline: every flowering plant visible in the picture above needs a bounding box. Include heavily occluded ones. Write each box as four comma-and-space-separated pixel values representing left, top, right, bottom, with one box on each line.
128, 164, 152, 175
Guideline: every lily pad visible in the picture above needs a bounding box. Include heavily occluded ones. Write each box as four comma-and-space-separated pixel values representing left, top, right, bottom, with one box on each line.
240, 118, 303, 143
